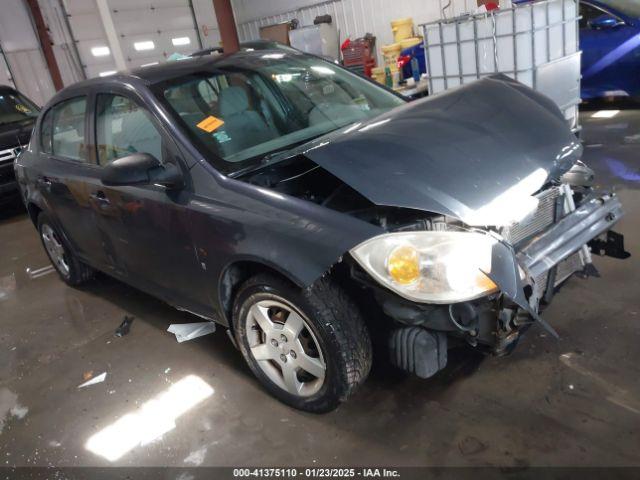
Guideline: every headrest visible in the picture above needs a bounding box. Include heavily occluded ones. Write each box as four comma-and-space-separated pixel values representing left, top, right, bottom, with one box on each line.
219, 86, 249, 116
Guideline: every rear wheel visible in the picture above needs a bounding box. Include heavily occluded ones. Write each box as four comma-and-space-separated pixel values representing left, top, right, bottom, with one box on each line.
233, 273, 372, 413
37, 213, 94, 286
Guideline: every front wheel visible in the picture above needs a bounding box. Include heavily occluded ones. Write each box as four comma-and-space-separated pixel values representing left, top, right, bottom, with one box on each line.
233, 273, 372, 413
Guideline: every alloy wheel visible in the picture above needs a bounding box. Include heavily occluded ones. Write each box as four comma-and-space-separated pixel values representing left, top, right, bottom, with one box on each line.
245, 298, 326, 397
41, 224, 70, 277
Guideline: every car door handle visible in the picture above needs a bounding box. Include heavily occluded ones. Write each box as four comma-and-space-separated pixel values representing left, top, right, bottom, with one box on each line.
90, 191, 111, 205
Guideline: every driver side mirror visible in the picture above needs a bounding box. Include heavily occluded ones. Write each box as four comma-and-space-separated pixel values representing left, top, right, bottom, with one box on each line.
101, 152, 184, 190
589, 14, 624, 30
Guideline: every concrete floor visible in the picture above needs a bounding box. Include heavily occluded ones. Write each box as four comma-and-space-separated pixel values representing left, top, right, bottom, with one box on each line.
0, 108, 639, 468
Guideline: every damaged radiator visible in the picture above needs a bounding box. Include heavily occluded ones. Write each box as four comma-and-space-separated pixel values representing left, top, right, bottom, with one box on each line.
503, 184, 593, 301
502, 186, 561, 246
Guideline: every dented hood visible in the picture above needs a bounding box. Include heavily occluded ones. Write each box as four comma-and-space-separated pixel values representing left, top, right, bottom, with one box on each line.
304, 75, 582, 225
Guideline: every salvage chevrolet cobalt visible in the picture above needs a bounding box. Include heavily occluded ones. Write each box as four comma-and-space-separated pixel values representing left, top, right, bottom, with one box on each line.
15, 49, 628, 412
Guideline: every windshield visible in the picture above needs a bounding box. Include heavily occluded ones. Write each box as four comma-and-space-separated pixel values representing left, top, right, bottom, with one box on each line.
597, 0, 640, 18
158, 52, 405, 174
0, 90, 39, 126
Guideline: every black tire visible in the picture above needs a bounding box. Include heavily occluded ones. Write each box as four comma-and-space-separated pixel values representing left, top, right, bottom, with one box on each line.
233, 273, 372, 413
37, 212, 94, 286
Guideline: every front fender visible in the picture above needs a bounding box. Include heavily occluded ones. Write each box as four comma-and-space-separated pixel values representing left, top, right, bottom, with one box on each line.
187, 164, 385, 320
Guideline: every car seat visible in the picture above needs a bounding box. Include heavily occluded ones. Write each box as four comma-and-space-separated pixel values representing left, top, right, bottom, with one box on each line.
118, 109, 163, 162
217, 86, 276, 157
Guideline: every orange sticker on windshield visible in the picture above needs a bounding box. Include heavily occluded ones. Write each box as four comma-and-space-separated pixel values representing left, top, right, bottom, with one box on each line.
197, 116, 224, 133
15, 104, 31, 114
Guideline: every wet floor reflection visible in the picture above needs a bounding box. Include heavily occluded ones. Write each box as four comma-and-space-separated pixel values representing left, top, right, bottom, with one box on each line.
581, 106, 640, 190
85, 375, 214, 461
0, 273, 16, 301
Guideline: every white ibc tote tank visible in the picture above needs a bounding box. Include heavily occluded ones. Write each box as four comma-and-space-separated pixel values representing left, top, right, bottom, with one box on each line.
421, 0, 581, 131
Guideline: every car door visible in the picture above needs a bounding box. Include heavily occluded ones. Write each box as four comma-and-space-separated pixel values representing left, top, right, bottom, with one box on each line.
580, 1, 640, 97
37, 95, 113, 270
92, 90, 206, 308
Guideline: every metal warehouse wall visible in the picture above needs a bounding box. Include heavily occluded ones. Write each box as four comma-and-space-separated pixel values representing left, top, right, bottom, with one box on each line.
0, 0, 56, 105
61, 0, 210, 78
0, 0, 223, 103
0, 0, 476, 104
234, 0, 478, 63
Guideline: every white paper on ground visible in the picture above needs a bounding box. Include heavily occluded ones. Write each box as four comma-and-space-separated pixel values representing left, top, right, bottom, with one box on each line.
78, 372, 107, 388
167, 322, 216, 343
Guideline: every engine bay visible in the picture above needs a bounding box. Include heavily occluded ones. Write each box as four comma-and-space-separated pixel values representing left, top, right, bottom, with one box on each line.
237, 155, 445, 232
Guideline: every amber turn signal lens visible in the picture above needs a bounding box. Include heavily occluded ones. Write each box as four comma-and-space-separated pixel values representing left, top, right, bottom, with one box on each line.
475, 271, 498, 292
387, 245, 420, 285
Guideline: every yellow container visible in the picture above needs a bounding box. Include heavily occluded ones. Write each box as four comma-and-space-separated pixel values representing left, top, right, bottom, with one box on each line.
371, 67, 386, 84
391, 18, 414, 43
399, 37, 422, 50
381, 43, 402, 66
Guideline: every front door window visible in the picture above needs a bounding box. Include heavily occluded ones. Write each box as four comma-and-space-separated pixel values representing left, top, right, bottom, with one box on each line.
96, 94, 165, 165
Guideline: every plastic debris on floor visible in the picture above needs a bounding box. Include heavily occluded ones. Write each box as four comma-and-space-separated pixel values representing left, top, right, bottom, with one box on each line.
167, 322, 216, 343
25, 265, 54, 279
78, 372, 107, 388
114, 316, 134, 337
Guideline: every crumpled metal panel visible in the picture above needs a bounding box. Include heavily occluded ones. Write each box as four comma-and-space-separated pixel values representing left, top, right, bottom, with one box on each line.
486, 192, 624, 338
520, 193, 624, 278
486, 240, 560, 338
303, 75, 582, 225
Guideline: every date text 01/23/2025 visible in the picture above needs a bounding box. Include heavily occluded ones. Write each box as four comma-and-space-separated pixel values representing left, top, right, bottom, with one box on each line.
232, 468, 401, 478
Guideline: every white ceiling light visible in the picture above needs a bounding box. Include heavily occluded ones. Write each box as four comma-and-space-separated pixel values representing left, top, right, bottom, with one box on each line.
99, 70, 117, 77
591, 110, 620, 119
134, 40, 155, 51
91, 46, 110, 57
172, 37, 191, 46
140, 61, 159, 67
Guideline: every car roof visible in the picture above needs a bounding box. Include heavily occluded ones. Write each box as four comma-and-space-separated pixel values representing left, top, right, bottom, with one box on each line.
129, 53, 230, 83
0, 85, 20, 94
44, 47, 324, 110
189, 39, 293, 57
56, 48, 306, 94
130, 48, 307, 83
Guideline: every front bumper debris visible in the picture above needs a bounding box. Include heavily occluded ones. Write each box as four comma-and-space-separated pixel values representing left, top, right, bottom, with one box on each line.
488, 192, 625, 339
373, 191, 627, 379
590, 230, 630, 260
518, 193, 624, 279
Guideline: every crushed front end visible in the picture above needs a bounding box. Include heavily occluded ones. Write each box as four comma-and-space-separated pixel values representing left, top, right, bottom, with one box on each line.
348, 170, 628, 379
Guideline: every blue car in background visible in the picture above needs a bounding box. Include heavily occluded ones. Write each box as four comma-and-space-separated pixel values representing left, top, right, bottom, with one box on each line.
400, 0, 639, 99
580, 0, 640, 99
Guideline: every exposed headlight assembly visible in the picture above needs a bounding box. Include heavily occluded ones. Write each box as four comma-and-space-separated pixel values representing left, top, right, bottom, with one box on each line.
350, 231, 499, 304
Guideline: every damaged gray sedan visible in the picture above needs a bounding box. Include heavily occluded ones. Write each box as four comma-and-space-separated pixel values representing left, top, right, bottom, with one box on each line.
15, 49, 628, 412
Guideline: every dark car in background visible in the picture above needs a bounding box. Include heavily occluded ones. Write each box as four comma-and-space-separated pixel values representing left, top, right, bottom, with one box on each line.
0, 85, 39, 205
579, 0, 640, 99
15, 49, 627, 412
